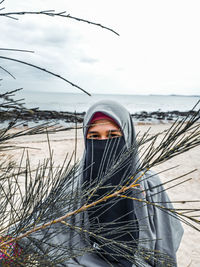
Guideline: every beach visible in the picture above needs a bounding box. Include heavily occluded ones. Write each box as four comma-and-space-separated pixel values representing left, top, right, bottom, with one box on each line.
3, 122, 200, 267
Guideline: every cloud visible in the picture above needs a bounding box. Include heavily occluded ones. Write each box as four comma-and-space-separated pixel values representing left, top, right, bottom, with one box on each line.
1, 0, 200, 95
80, 57, 98, 64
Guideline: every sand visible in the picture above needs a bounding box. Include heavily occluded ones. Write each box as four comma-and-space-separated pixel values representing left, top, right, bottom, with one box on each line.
2, 122, 200, 267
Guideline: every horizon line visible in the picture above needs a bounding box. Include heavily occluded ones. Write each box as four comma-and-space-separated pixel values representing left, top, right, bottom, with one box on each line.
22, 90, 200, 97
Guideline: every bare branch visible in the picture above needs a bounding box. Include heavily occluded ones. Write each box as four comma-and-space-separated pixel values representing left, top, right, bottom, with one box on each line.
67, 14, 119, 36
0, 65, 16, 79
0, 10, 119, 36
0, 56, 91, 96
0, 48, 34, 53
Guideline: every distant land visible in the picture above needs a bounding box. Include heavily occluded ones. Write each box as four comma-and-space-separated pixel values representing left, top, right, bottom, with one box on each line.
169, 94, 200, 97
149, 94, 200, 97
12, 89, 200, 97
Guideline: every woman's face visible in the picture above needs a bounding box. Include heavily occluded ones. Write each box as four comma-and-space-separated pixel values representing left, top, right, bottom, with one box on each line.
87, 119, 122, 140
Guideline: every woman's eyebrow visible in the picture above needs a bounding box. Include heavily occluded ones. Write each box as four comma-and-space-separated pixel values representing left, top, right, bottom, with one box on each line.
88, 130, 121, 134
87, 131, 99, 134
108, 129, 121, 132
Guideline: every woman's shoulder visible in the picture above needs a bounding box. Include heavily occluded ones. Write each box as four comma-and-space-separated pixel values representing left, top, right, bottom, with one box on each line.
139, 170, 169, 200
140, 170, 162, 188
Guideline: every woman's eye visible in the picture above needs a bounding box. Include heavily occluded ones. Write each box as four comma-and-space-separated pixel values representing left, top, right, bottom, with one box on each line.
108, 133, 120, 138
88, 134, 99, 139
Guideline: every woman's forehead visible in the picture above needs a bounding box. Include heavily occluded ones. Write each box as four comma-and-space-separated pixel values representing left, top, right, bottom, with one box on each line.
88, 119, 121, 131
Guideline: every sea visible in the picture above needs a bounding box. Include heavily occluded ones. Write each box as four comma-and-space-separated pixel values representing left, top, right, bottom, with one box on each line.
15, 90, 200, 114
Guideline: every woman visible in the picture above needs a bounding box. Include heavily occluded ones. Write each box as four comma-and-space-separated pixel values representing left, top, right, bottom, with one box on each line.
74, 100, 184, 266
1, 100, 183, 266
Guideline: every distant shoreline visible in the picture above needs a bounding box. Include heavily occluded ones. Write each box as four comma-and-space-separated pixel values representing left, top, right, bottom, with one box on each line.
17, 89, 200, 97
149, 94, 200, 97
7, 91, 199, 114
0, 108, 198, 127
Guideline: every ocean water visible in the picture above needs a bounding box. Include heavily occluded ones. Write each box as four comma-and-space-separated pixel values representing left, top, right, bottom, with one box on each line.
13, 90, 200, 114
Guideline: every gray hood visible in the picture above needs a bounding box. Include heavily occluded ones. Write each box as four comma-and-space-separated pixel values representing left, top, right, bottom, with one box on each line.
80, 100, 184, 266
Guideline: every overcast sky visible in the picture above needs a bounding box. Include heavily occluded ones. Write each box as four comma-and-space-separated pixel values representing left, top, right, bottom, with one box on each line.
1, 0, 200, 95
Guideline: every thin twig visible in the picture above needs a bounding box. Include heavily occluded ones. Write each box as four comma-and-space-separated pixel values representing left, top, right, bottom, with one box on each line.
0, 56, 91, 96
0, 48, 34, 53
0, 10, 119, 36
0, 65, 16, 79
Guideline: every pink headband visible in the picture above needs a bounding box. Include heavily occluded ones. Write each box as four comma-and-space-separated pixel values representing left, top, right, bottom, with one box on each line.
90, 112, 116, 124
